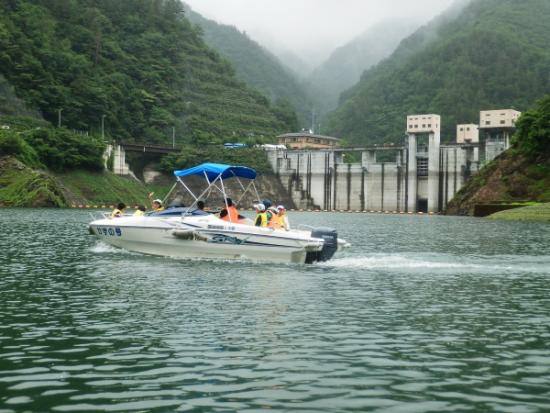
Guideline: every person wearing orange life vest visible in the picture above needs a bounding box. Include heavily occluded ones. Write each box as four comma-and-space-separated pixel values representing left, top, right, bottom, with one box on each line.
220, 198, 243, 222
253, 203, 268, 227
266, 206, 278, 228
274, 205, 290, 230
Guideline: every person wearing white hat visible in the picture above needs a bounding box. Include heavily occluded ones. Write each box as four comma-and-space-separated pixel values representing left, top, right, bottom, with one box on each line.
148, 192, 165, 212
253, 203, 268, 227
276, 205, 290, 230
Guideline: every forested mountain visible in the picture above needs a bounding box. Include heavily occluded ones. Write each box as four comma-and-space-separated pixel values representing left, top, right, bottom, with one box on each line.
184, 3, 309, 130
0, 74, 38, 118
306, 19, 420, 116
0, 0, 291, 145
328, 0, 550, 145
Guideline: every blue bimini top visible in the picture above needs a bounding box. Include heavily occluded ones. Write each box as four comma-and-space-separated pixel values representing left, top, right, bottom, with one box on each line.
173, 163, 257, 181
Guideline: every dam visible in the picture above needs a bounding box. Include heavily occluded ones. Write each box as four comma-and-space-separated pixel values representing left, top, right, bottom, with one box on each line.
267, 111, 517, 213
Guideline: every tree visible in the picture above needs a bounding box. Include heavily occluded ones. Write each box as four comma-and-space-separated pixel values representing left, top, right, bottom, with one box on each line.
513, 95, 550, 158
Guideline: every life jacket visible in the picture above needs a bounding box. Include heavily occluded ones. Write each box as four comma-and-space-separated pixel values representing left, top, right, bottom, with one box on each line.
153, 206, 164, 212
268, 214, 283, 229
221, 205, 239, 222
255, 212, 268, 227
111, 208, 123, 218
133, 210, 144, 216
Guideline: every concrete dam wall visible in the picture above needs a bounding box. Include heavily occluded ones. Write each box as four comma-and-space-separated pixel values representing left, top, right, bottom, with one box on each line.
267, 136, 480, 213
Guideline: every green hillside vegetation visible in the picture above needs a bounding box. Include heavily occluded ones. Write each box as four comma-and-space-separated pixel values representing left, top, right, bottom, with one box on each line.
0, 116, 167, 207
306, 19, 420, 117
0, 74, 39, 117
0, 0, 290, 145
55, 170, 167, 206
328, 0, 550, 145
184, 4, 306, 131
0, 116, 104, 171
446, 94, 550, 216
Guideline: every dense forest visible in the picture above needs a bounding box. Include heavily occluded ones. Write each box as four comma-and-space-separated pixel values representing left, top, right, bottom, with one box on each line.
184, 3, 308, 131
305, 19, 420, 118
0, 0, 293, 146
327, 0, 550, 145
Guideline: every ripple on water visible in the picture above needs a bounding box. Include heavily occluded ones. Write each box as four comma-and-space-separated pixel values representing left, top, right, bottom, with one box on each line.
0, 209, 549, 412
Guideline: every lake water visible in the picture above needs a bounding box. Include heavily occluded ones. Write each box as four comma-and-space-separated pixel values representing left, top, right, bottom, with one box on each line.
1, 209, 549, 413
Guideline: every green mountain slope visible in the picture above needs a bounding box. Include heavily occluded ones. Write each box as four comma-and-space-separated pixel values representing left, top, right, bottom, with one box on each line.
328, 0, 550, 145
0, 0, 288, 144
306, 19, 420, 117
0, 74, 39, 118
184, 3, 309, 130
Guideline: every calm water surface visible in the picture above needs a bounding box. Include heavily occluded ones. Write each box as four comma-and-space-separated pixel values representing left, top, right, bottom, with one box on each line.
1, 209, 549, 413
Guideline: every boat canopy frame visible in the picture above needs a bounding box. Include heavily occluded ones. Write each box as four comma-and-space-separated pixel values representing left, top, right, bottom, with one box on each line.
162, 163, 261, 222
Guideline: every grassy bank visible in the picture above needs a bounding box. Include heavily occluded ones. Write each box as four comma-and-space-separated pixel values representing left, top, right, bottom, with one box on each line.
487, 203, 550, 223
0, 155, 172, 207
55, 170, 171, 207
0, 157, 66, 207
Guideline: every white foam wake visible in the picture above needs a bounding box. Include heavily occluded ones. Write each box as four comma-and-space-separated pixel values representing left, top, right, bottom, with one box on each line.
89, 241, 132, 255
318, 254, 548, 274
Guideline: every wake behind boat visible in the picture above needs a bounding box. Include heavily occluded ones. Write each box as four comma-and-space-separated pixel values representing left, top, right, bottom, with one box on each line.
88, 163, 349, 264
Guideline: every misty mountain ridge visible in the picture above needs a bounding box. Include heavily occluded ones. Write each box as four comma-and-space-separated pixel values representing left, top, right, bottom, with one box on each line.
184, 2, 312, 129
328, 0, 550, 145
306, 18, 422, 117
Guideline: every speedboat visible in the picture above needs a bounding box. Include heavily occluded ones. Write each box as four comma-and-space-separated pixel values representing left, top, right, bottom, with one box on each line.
88, 163, 349, 264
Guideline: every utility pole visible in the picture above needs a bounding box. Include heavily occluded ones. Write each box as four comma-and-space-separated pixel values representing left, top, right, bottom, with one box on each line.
172, 126, 176, 148
311, 109, 316, 134
57, 108, 63, 127
101, 114, 106, 140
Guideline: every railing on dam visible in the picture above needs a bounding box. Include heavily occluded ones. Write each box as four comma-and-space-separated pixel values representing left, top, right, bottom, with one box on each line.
119, 142, 181, 154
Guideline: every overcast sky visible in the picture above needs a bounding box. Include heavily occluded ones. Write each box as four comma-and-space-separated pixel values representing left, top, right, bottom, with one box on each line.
184, 0, 456, 64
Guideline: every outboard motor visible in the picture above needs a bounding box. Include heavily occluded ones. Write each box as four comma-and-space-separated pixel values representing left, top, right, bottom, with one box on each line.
306, 227, 338, 263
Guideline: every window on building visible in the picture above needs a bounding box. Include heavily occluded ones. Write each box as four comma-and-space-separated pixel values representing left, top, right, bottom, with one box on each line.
460, 128, 464, 131
466, 127, 470, 131
409, 125, 413, 129
500, 120, 506, 125
428, 124, 431, 128
485, 121, 491, 125
422, 124, 426, 128
417, 158, 428, 176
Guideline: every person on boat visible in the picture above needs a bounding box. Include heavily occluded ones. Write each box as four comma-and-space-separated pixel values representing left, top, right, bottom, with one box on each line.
253, 203, 268, 227
111, 202, 126, 218
220, 198, 243, 222
148, 192, 165, 212
269, 205, 290, 230
133, 205, 146, 216
266, 206, 278, 227
194, 200, 208, 215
